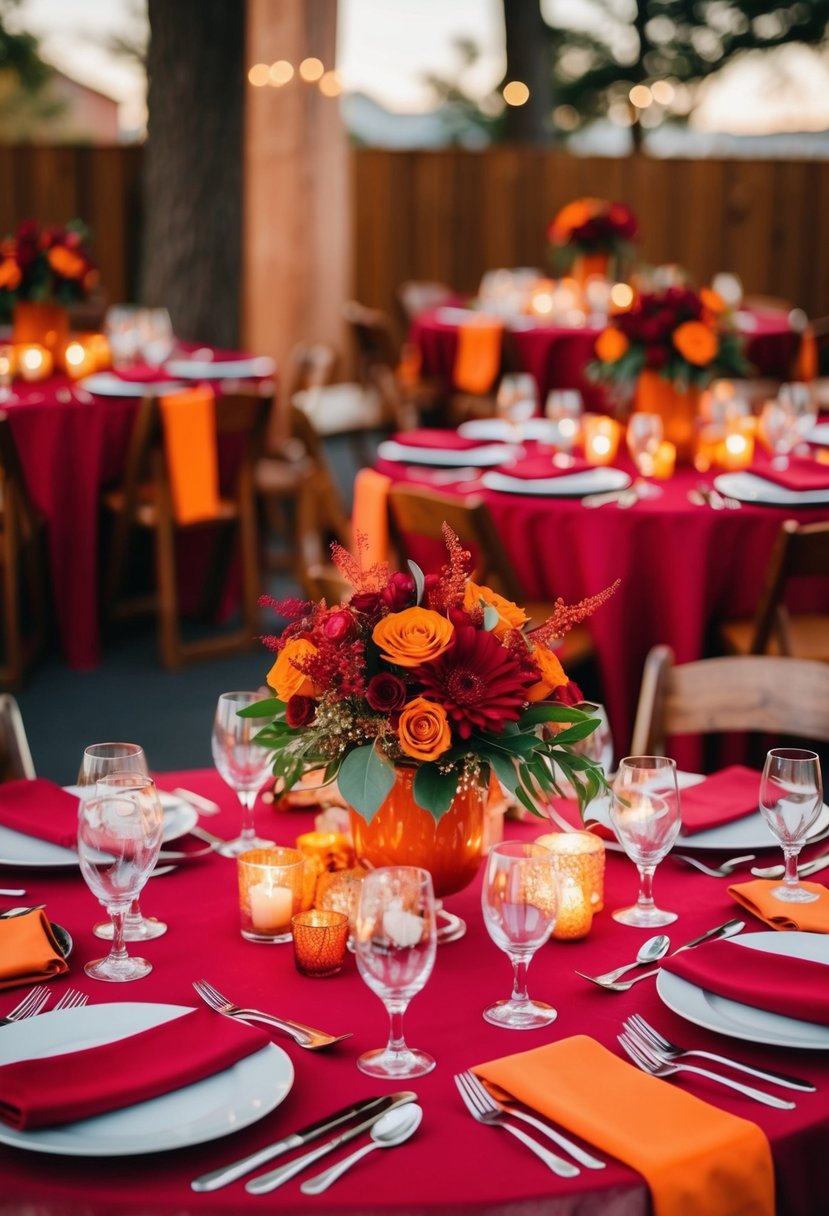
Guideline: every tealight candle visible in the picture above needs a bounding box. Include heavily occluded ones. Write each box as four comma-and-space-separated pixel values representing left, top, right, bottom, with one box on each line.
535, 830, 605, 912
17, 344, 52, 382
296, 830, 356, 911
62, 338, 97, 380
552, 874, 593, 941
652, 440, 676, 480
249, 882, 294, 934
721, 419, 755, 470
292, 909, 349, 977
87, 332, 112, 371
583, 414, 622, 466
237, 847, 304, 943
0, 344, 15, 385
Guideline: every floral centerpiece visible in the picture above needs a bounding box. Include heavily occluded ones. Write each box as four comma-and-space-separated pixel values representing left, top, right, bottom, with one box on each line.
242, 531, 616, 901
0, 219, 97, 349
548, 197, 637, 283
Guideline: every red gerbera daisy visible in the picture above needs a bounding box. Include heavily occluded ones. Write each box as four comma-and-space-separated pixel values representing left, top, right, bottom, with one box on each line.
414, 625, 534, 739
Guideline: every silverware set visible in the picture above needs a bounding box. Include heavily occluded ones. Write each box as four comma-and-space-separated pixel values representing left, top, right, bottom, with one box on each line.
687, 485, 742, 509
576, 918, 745, 990
673, 852, 756, 878
0, 985, 88, 1025
192, 978, 351, 1050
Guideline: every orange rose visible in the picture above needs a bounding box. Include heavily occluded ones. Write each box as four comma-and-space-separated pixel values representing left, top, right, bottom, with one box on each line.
372, 607, 453, 668
699, 287, 726, 317
464, 581, 528, 638
673, 321, 719, 367
47, 246, 86, 280
527, 644, 569, 703
267, 638, 320, 700
549, 198, 602, 244
595, 326, 629, 363
397, 697, 452, 762
0, 259, 21, 291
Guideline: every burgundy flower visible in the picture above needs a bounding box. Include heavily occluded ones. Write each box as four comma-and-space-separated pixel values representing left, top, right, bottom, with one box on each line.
323, 609, 356, 642
350, 590, 384, 620
414, 625, 535, 739
645, 345, 669, 369
285, 695, 317, 727
380, 572, 416, 612
366, 673, 407, 713
549, 679, 584, 707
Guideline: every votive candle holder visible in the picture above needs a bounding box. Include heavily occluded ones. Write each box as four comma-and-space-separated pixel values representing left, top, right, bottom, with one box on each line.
535, 830, 605, 913
292, 910, 349, 977
583, 414, 622, 466
237, 847, 304, 943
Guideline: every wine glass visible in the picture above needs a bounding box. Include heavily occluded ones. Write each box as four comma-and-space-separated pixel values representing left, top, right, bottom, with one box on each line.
610, 756, 681, 927
481, 840, 560, 1029
759, 748, 823, 904
626, 412, 663, 479
77, 743, 166, 941
545, 389, 583, 467
496, 374, 537, 448
77, 793, 164, 981
353, 866, 437, 1078
760, 398, 798, 469
93, 773, 168, 942
211, 691, 275, 857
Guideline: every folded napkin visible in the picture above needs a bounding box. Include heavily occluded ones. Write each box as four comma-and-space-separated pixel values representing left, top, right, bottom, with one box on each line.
662, 934, 829, 1024
391, 429, 485, 451
729, 877, 829, 933
453, 321, 503, 395
475, 1036, 773, 1216
0, 1006, 270, 1130
496, 455, 590, 480
157, 385, 221, 524
113, 365, 173, 384
0, 910, 68, 991
751, 454, 829, 492
0, 779, 80, 848
679, 766, 761, 835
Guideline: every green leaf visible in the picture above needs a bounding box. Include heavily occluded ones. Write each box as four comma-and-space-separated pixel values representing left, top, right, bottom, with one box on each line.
547, 719, 602, 746
478, 746, 519, 794
337, 745, 395, 823
408, 560, 425, 605
518, 704, 590, 728
237, 698, 283, 718
413, 764, 461, 822
482, 604, 500, 632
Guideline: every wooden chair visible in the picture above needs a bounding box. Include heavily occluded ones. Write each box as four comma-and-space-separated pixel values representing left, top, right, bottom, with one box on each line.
386, 483, 595, 669
0, 693, 36, 781
719, 519, 829, 661
397, 279, 453, 324
342, 299, 445, 429
102, 390, 268, 669
631, 645, 829, 758
0, 412, 47, 689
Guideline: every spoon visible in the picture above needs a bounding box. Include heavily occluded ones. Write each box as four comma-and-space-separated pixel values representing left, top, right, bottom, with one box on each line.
575, 934, 670, 986
299, 1105, 423, 1194
578, 919, 745, 992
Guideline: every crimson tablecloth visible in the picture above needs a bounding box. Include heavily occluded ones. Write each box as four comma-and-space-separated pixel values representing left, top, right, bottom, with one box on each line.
0, 767, 826, 1216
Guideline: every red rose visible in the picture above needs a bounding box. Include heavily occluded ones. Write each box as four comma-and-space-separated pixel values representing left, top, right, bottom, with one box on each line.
381, 572, 416, 611
365, 673, 407, 713
645, 345, 669, 369
549, 679, 584, 707
350, 590, 383, 620
323, 609, 356, 642
285, 695, 317, 727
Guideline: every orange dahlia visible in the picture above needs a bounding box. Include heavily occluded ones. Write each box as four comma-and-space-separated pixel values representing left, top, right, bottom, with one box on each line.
673, 321, 719, 367
595, 326, 630, 363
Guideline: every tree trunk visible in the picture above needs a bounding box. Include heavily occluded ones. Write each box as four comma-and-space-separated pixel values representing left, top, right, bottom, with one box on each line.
502, 0, 554, 145
141, 0, 244, 346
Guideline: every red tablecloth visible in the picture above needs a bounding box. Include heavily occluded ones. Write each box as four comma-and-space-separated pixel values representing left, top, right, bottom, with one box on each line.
1, 768, 826, 1216
411, 308, 798, 408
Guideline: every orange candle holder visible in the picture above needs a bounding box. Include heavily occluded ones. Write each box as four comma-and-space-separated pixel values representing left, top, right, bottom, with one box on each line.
17, 344, 53, 382
583, 414, 622, 466
292, 910, 349, 977
652, 440, 676, 480
552, 873, 593, 941
237, 847, 304, 943
62, 338, 98, 380
296, 830, 356, 911
535, 830, 606, 913
721, 419, 755, 470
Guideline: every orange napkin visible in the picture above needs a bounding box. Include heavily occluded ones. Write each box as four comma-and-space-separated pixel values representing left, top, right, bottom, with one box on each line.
729, 877, 829, 932
157, 385, 221, 524
475, 1036, 773, 1216
351, 468, 391, 566
0, 910, 68, 991
453, 320, 503, 394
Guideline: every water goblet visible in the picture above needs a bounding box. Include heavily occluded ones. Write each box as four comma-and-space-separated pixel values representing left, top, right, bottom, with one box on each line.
77, 743, 166, 941
626, 412, 663, 479
353, 866, 437, 1078
545, 389, 583, 467
760, 398, 798, 469
481, 840, 560, 1029
610, 756, 681, 927
77, 793, 164, 981
496, 373, 537, 448
759, 748, 823, 904
211, 691, 275, 857
93, 772, 168, 942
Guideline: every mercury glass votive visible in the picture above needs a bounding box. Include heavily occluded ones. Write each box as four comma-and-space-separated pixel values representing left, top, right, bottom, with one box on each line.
583, 414, 622, 466
296, 830, 356, 911
237, 847, 304, 943
551, 874, 593, 941
536, 830, 606, 913
292, 910, 349, 977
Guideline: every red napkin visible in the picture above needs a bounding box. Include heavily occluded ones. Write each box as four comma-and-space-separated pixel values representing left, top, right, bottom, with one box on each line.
679, 766, 760, 835
0, 779, 80, 848
113, 365, 175, 384
497, 455, 590, 480
751, 454, 829, 492
391, 429, 486, 451
661, 937, 829, 1025
0, 1007, 270, 1130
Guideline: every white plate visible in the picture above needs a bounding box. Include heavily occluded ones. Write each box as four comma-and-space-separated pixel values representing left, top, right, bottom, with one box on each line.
79, 373, 186, 398
657, 931, 829, 1049
0, 1003, 293, 1155
0, 794, 198, 869
713, 471, 829, 507
458, 418, 559, 443
805, 423, 829, 446
481, 467, 630, 497
377, 439, 516, 468
165, 356, 275, 379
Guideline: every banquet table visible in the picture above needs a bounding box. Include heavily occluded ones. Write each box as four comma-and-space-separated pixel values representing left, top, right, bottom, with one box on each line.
1, 768, 828, 1216
3, 351, 275, 669
411, 307, 799, 409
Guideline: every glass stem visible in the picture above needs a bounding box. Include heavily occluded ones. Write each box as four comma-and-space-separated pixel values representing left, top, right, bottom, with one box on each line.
782, 846, 801, 889
237, 790, 257, 845
509, 955, 530, 1006
385, 999, 409, 1056
124, 899, 142, 931
108, 906, 129, 962
636, 865, 656, 912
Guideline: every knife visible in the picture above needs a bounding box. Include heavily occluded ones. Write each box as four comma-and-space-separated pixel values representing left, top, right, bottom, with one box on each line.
245, 1092, 419, 1194
190, 1091, 416, 1192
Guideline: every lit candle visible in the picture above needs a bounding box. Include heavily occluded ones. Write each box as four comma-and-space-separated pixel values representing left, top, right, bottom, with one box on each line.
88, 332, 112, 371
535, 831, 605, 913
652, 440, 676, 479
249, 882, 294, 934
62, 338, 97, 380
583, 414, 622, 466
17, 344, 52, 382
0, 344, 15, 385
721, 419, 755, 470
552, 875, 593, 941
237, 846, 304, 943
292, 910, 349, 977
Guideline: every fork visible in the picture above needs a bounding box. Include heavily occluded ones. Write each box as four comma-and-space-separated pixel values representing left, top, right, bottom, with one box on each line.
617, 1031, 795, 1109
453, 1072, 579, 1177
624, 1015, 815, 1093
0, 985, 51, 1024
673, 852, 756, 878
458, 1071, 605, 1169
751, 853, 829, 881
192, 979, 351, 1050
53, 989, 89, 1013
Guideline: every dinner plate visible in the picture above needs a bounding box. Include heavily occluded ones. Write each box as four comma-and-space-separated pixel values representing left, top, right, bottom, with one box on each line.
481, 467, 630, 497
165, 356, 275, 379
0, 794, 198, 869
377, 439, 516, 468
458, 418, 559, 443
713, 471, 829, 507
0, 1003, 293, 1155
656, 931, 829, 1050
79, 373, 186, 398
805, 423, 829, 446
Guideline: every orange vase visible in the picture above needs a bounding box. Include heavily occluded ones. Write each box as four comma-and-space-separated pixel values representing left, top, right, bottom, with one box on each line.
570, 253, 611, 290
635, 369, 700, 462
12, 301, 69, 355
348, 766, 487, 899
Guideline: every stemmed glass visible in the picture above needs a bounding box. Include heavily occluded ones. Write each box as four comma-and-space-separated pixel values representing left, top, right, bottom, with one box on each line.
610, 756, 681, 927
481, 840, 560, 1029
626, 412, 663, 484
760, 398, 798, 469
77, 793, 164, 981
545, 389, 583, 467
759, 748, 823, 904
496, 374, 537, 449
93, 773, 168, 942
353, 866, 437, 1078
77, 743, 166, 941
211, 691, 275, 857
